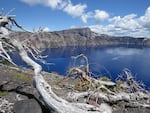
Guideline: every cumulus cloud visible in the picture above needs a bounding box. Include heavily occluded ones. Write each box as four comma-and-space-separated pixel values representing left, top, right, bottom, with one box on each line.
89, 24, 148, 37
20, 0, 110, 23
21, 0, 88, 22
90, 7, 150, 37
20, 0, 150, 37
46, 0, 62, 9
94, 10, 109, 22
109, 14, 141, 30
43, 27, 50, 31
81, 10, 109, 23
70, 25, 78, 29
139, 7, 150, 29
90, 23, 148, 37
20, 0, 41, 5
21, 0, 87, 17
81, 12, 93, 23
21, 0, 110, 24
81, 14, 88, 23
21, 0, 62, 9
63, 3, 87, 17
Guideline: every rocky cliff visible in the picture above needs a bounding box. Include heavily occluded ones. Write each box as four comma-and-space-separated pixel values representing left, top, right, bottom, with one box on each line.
10, 27, 150, 48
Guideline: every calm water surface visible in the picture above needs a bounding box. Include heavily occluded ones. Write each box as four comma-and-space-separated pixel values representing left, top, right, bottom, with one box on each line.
12, 46, 150, 88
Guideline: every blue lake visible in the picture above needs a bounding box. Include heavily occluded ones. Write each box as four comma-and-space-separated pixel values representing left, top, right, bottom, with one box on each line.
12, 46, 150, 88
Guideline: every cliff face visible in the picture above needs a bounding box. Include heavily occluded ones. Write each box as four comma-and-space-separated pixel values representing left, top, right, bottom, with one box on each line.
10, 27, 150, 48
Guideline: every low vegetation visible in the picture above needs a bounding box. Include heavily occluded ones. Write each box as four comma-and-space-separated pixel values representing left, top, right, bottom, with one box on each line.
0, 91, 9, 97
12, 72, 30, 81
0, 60, 13, 66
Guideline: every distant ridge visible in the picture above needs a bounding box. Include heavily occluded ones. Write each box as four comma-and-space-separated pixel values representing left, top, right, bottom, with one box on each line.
10, 27, 150, 48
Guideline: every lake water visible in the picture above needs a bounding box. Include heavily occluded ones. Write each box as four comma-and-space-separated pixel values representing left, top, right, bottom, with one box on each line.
12, 46, 150, 89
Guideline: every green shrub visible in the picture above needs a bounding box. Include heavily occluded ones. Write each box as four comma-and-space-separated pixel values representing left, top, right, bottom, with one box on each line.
12, 72, 30, 81
116, 80, 122, 86
0, 91, 9, 96
0, 59, 13, 66
99, 76, 111, 81
115, 80, 123, 92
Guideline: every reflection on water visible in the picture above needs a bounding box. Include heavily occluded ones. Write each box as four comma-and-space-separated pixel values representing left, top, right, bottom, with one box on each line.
12, 46, 150, 88
106, 47, 144, 61
106, 47, 142, 56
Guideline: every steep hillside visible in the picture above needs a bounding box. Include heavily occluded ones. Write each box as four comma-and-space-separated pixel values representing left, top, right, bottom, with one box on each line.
10, 27, 150, 48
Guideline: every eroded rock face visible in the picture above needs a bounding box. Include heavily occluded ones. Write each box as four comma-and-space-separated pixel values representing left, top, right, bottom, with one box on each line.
10, 27, 150, 49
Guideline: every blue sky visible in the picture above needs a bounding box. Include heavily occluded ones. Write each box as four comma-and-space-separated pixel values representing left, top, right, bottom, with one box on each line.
0, 0, 150, 37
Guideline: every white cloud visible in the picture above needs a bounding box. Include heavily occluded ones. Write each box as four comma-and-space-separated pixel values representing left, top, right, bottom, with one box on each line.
20, 0, 150, 37
46, 0, 62, 9
21, 0, 87, 20
70, 25, 78, 29
89, 22, 149, 37
63, 3, 87, 17
81, 12, 93, 23
43, 27, 50, 31
94, 10, 109, 22
139, 7, 150, 29
21, 0, 87, 17
109, 14, 141, 30
81, 10, 110, 23
20, 0, 41, 5
21, 0, 62, 9
20, 0, 108, 24
81, 14, 88, 23
90, 8, 150, 37
57, 0, 69, 9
